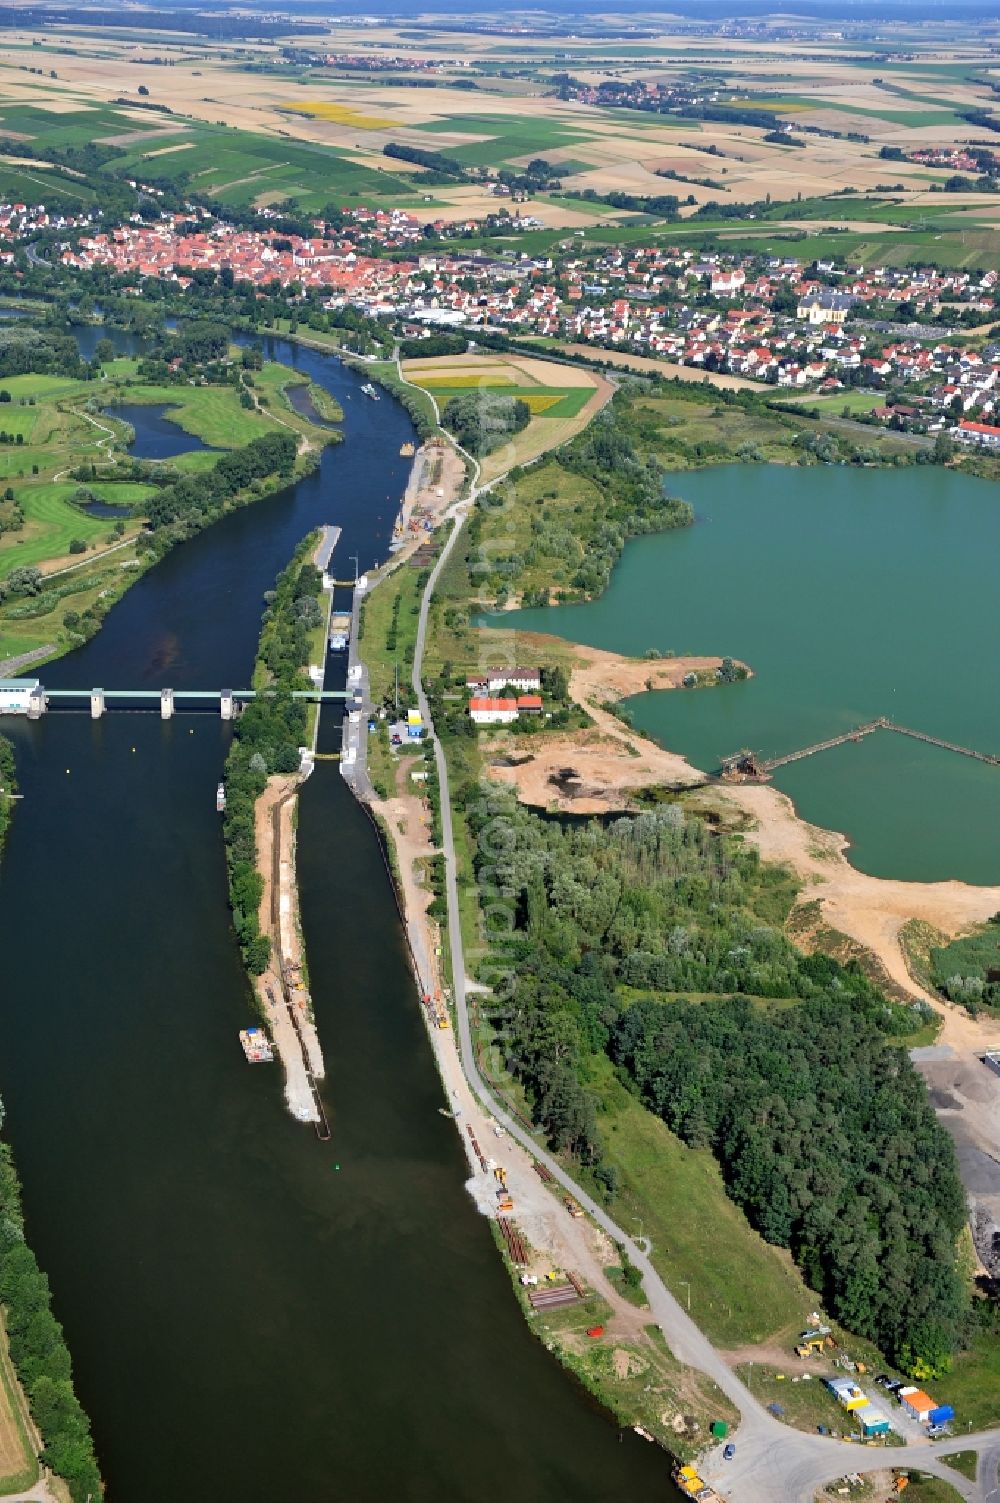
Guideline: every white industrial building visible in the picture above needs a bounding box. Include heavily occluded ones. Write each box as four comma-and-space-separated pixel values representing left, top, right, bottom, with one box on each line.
0, 678, 40, 714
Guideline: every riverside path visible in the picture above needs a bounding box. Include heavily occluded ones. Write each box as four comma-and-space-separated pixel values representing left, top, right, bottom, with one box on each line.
409, 480, 1000, 1503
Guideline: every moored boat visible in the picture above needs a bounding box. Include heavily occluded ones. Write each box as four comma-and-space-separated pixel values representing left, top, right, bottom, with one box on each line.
240, 1028, 274, 1063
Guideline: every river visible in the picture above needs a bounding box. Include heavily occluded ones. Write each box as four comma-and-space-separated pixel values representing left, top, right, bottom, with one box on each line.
0, 335, 668, 1500
501, 462, 1000, 885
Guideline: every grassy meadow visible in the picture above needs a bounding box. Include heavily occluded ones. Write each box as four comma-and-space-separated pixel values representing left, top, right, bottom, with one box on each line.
0, 351, 333, 665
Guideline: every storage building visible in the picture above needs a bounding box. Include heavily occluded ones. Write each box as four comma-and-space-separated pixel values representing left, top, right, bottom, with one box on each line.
898, 1388, 936, 1423
466, 668, 542, 694
825, 1377, 868, 1412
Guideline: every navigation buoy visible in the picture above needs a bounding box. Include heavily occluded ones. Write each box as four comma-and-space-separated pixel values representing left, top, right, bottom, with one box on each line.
65, 768, 70, 774
131, 746, 136, 753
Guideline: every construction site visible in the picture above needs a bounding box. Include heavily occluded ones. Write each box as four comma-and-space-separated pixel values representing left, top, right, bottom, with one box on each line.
720, 719, 1000, 782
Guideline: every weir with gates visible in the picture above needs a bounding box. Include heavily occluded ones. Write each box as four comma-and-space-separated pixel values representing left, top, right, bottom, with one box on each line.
17, 687, 347, 720
721, 716, 1000, 780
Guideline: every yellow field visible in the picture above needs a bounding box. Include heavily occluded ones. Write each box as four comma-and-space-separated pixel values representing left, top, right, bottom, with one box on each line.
416, 373, 516, 389
517, 393, 562, 414
279, 100, 396, 129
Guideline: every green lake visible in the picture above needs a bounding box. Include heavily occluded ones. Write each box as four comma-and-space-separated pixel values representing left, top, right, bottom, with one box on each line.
499, 464, 1000, 885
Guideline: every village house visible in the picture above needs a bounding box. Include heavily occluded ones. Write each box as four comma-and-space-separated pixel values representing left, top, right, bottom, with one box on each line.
466, 668, 542, 694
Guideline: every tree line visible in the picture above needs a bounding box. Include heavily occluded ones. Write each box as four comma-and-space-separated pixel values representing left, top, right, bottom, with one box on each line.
464, 791, 964, 1373
222, 534, 323, 975
0, 326, 87, 380
443, 391, 530, 457
145, 430, 296, 536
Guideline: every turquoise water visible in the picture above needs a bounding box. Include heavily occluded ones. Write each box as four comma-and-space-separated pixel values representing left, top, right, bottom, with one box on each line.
497, 464, 1000, 884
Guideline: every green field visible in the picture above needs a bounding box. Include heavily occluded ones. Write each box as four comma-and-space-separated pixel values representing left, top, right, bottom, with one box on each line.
788, 389, 886, 416
937, 1321, 1000, 1432
0, 95, 431, 211
586, 1057, 812, 1349
358, 555, 427, 708
415, 112, 595, 169
0, 483, 130, 578
939, 1452, 979, 1481
114, 122, 426, 209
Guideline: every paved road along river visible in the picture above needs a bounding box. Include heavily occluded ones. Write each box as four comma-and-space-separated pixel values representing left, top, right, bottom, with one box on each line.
0, 333, 669, 1501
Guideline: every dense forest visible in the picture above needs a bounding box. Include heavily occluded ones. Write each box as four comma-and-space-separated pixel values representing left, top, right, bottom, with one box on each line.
466, 791, 965, 1372
0, 326, 87, 380
612, 996, 967, 1371
383, 141, 467, 181
222, 534, 323, 975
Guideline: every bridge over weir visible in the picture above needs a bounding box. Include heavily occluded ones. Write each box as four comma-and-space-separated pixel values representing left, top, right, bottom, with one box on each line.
722, 716, 1000, 780
23, 687, 347, 721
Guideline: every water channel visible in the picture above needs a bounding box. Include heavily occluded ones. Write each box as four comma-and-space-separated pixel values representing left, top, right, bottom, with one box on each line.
501, 463, 1000, 885
0, 334, 668, 1500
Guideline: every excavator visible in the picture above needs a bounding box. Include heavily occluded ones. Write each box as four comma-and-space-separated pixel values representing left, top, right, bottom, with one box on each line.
794, 1326, 836, 1358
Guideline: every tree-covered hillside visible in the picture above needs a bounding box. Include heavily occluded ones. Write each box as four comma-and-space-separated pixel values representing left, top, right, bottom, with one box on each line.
468, 791, 966, 1372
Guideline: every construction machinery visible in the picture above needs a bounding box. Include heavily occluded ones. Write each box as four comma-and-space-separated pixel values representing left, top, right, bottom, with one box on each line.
671, 1463, 726, 1501
494, 1169, 513, 1212
795, 1325, 836, 1358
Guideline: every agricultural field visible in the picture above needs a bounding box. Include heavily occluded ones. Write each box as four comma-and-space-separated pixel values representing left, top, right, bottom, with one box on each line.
400, 352, 609, 481
2, 21, 997, 230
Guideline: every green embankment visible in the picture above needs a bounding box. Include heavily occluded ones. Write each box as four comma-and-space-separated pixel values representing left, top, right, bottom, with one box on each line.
587, 1059, 814, 1348
939, 1451, 978, 1481
223, 532, 324, 979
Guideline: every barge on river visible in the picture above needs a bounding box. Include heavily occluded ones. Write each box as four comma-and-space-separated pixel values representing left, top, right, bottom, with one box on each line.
672, 1464, 727, 1502
240, 1028, 274, 1063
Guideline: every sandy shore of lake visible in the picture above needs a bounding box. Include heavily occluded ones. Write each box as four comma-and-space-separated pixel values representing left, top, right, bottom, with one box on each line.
484, 634, 1000, 1049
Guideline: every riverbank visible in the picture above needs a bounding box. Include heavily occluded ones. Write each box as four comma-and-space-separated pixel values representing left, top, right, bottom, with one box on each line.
254, 772, 325, 1124
357, 742, 737, 1456
223, 529, 332, 1127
